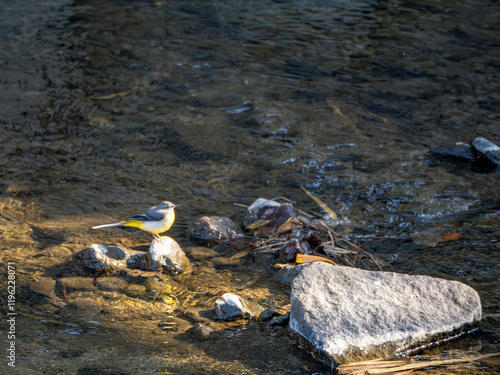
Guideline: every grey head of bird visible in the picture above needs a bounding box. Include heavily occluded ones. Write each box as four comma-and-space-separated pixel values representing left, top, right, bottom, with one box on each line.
157, 201, 178, 210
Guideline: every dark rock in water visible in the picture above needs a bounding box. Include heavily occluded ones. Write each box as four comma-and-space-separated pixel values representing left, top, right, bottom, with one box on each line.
410, 230, 443, 247
214, 293, 265, 320
128, 236, 191, 275
430, 138, 500, 172
269, 313, 290, 327
75, 244, 132, 274
188, 216, 242, 240
258, 309, 281, 322
290, 263, 481, 365
429, 143, 476, 163
472, 137, 500, 167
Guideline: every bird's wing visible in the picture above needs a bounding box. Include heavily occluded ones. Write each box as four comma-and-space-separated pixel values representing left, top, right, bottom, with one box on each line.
143, 206, 166, 221
126, 212, 162, 222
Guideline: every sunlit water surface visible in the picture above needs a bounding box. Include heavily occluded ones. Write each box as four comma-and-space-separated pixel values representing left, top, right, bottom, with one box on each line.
0, 0, 499, 373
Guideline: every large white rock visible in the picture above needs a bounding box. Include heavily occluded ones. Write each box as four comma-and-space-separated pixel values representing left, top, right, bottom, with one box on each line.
127, 236, 191, 275
290, 263, 482, 365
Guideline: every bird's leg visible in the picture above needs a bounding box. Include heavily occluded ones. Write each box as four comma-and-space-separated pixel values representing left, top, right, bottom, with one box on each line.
153, 233, 167, 243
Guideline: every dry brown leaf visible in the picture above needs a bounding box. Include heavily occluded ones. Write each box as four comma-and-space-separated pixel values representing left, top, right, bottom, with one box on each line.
296, 253, 337, 266
441, 232, 463, 242
301, 186, 338, 220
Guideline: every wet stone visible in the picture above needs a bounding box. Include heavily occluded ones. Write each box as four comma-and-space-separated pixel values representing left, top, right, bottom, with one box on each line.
188, 216, 243, 240
290, 263, 482, 365
58, 277, 96, 292
258, 309, 281, 323
124, 283, 147, 298
269, 314, 290, 327
410, 231, 443, 247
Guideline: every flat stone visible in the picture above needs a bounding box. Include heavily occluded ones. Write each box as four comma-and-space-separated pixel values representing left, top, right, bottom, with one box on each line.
210, 256, 242, 266
29, 277, 56, 299
290, 263, 482, 365
58, 276, 96, 291
185, 246, 220, 259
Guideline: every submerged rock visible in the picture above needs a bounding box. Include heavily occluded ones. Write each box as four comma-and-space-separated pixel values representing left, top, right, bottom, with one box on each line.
430, 137, 500, 171
258, 309, 281, 322
269, 314, 290, 327
429, 143, 476, 163
410, 231, 443, 247
75, 244, 131, 274
290, 263, 481, 365
128, 236, 191, 275
188, 216, 243, 240
214, 293, 265, 320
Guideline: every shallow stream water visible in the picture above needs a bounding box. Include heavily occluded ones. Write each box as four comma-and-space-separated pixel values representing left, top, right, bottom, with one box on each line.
0, 0, 499, 374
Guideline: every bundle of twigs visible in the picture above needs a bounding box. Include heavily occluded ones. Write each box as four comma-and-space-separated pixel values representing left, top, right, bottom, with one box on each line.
238, 187, 389, 271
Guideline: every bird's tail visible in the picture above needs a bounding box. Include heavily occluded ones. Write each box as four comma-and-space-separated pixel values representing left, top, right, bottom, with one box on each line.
92, 221, 125, 230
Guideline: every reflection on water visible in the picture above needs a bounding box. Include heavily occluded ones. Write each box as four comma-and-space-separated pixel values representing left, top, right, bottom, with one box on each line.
0, 0, 499, 373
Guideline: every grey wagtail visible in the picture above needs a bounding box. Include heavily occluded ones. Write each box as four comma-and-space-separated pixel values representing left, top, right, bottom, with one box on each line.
92, 201, 178, 239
